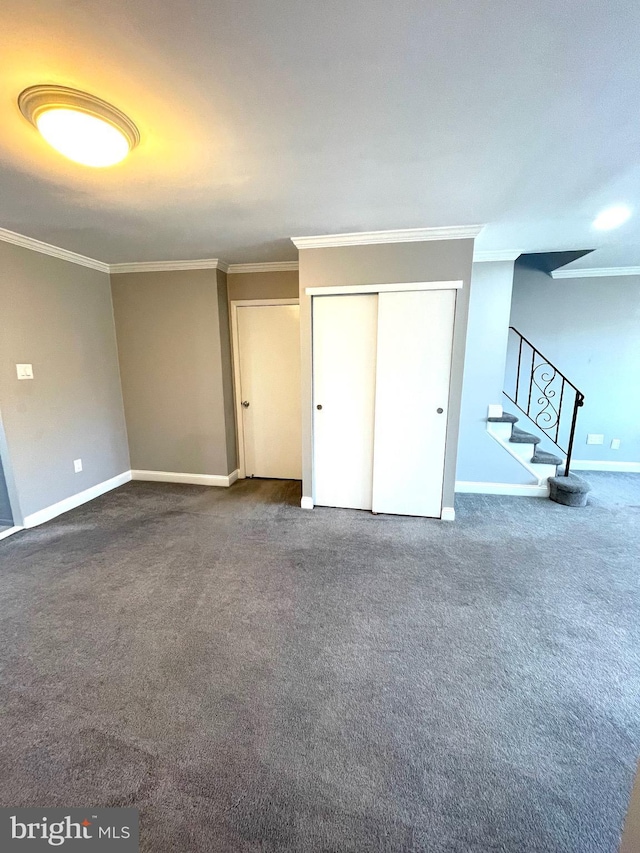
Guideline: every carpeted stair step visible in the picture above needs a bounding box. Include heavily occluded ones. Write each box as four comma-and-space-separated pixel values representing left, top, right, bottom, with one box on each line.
509, 426, 541, 445
487, 411, 519, 423
548, 473, 591, 507
531, 449, 563, 466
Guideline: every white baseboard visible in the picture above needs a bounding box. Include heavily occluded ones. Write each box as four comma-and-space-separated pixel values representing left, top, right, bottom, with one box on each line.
0, 525, 24, 542
571, 460, 640, 473
440, 506, 455, 521
23, 471, 132, 528
455, 480, 549, 497
131, 469, 239, 487
300, 496, 314, 509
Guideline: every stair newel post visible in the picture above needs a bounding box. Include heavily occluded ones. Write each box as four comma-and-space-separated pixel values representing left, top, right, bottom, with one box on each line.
564, 392, 584, 477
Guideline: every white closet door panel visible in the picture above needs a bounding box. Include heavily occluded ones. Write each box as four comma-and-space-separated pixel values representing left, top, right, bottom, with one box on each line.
313, 294, 378, 509
238, 305, 302, 479
372, 289, 455, 518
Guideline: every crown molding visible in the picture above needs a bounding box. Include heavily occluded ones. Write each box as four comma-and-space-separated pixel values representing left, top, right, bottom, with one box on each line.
473, 249, 521, 262
227, 261, 299, 274
291, 225, 483, 250
551, 265, 640, 279
0, 227, 110, 273
109, 259, 224, 274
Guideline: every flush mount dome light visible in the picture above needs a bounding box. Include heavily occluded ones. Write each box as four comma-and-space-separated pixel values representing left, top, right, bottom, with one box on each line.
592, 204, 632, 231
18, 85, 139, 167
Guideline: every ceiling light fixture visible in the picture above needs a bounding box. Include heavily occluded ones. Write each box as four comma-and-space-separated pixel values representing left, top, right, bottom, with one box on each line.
592, 204, 632, 231
18, 85, 139, 168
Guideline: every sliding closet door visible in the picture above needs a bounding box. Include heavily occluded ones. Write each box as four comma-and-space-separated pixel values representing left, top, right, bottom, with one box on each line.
313, 294, 378, 509
372, 289, 456, 518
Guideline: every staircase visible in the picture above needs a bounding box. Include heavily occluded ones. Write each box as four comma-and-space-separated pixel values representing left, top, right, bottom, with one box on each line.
486, 327, 591, 505
487, 408, 564, 489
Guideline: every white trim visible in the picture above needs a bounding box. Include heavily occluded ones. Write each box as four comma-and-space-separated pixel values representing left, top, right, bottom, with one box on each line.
551, 266, 640, 279
292, 225, 483, 249
473, 250, 521, 262
440, 506, 455, 521
227, 261, 299, 274
229, 298, 300, 479
22, 471, 132, 528
232, 298, 299, 307
571, 459, 640, 473
455, 481, 549, 497
131, 469, 238, 486
0, 227, 109, 273
0, 525, 24, 542
109, 259, 223, 274
306, 280, 462, 296
300, 496, 314, 509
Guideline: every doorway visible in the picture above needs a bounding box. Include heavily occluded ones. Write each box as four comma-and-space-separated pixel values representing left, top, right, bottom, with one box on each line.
0, 454, 13, 534
231, 299, 302, 480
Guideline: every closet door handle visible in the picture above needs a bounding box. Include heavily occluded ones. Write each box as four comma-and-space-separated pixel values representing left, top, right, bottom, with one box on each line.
316, 404, 323, 410
437, 407, 444, 414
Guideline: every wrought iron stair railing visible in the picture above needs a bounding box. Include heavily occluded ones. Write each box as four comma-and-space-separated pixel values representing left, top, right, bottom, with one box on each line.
504, 327, 585, 476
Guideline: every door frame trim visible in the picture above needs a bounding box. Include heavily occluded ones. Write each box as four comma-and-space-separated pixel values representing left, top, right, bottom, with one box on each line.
306, 280, 462, 296
230, 298, 300, 479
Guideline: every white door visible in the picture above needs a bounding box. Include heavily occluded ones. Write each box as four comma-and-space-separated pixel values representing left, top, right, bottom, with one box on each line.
237, 304, 302, 479
312, 294, 378, 509
372, 289, 455, 517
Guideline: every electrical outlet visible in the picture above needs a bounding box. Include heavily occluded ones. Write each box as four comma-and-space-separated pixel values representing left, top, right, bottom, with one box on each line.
73, 459, 82, 473
611, 438, 621, 450
586, 434, 604, 445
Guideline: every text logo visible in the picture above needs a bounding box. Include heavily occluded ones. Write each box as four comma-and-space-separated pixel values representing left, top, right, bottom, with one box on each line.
1, 809, 138, 850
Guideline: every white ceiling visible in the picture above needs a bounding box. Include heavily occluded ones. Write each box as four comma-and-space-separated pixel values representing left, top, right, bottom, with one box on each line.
2, 0, 640, 265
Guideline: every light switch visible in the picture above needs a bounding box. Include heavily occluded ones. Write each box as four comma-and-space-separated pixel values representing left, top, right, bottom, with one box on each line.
586, 434, 604, 445
611, 438, 621, 450
74, 459, 83, 473
16, 363, 33, 380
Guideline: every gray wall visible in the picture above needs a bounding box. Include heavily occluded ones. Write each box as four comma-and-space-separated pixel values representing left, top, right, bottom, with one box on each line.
111, 268, 237, 476
0, 241, 129, 522
298, 240, 475, 509
227, 270, 299, 302
510, 265, 640, 464
456, 260, 529, 484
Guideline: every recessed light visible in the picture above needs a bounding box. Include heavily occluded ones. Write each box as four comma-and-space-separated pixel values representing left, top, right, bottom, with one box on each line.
592, 205, 632, 231
18, 85, 139, 168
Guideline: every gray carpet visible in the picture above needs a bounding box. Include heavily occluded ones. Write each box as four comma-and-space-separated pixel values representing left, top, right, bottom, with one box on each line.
1, 474, 640, 852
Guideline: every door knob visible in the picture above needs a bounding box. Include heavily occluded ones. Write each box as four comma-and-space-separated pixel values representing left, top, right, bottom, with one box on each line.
437, 407, 444, 414
316, 404, 323, 410
242, 400, 250, 408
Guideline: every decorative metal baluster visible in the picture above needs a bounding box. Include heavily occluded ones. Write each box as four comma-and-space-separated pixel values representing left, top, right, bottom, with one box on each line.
532, 362, 559, 437
527, 346, 535, 413
555, 378, 565, 446
515, 333, 523, 405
